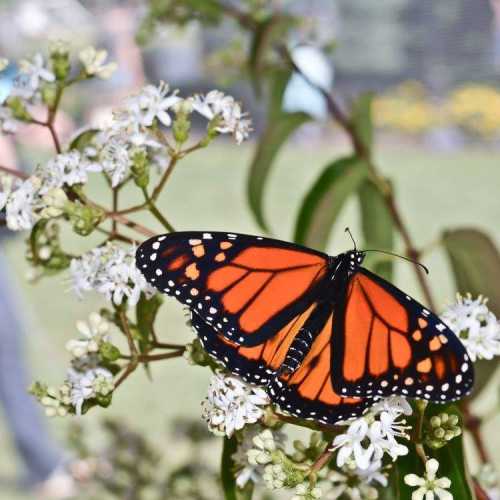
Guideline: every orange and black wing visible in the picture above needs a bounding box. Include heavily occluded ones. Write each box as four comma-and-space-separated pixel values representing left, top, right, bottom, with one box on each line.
331, 268, 474, 402
269, 308, 368, 424
192, 308, 368, 425
136, 232, 329, 346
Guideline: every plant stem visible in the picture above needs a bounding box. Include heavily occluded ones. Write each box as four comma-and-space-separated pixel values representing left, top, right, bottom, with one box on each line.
142, 188, 175, 232
310, 446, 334, 474
151, 156, 178, 201
280, 46, 436, 310
413, 400, 428, 464
106, 212, 156, 237
0, 165, 28, 179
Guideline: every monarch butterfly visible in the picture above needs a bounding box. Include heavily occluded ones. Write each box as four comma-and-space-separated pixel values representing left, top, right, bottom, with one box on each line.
136, 231, 473, 425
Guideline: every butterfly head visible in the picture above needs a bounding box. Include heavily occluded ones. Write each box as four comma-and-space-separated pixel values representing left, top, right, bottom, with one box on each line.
345, 250, 365, 272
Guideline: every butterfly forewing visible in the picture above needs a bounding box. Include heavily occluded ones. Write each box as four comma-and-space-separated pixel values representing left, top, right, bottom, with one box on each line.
136, 231, 329, 346
331, 268, 474, 402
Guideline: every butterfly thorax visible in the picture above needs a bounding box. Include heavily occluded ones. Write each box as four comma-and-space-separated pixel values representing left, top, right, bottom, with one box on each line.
327, 250, 365, 281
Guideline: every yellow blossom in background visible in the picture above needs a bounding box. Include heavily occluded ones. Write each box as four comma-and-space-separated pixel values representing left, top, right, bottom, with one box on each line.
373, 80, 439, 134
446, 84, 500, 137
374, 80, 500, 139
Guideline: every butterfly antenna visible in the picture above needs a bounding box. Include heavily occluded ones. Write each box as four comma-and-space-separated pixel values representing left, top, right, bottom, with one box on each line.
363, 249, 429, 274
344, 227, 357, 251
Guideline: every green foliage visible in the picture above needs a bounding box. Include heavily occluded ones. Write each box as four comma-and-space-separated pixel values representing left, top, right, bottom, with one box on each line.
443, 228, 500, 397
136, 293, 164, 352
247, 70, 311, 231
221, 436, 238, 500
358, 178, 394, 280
294, 156, 368, 250
351, 92, 375, 152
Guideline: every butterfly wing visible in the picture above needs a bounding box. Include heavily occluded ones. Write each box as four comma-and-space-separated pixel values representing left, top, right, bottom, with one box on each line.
191, 302, 320, 385
331, 268, 474, 402
192, 310, 368, 425
270, 307, 369, 424
136, 231, 329, 346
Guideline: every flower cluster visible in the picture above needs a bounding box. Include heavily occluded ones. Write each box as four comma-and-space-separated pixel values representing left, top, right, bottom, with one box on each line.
201, 372, 270, 437
70, 243, 155, 306
31, 313, 116, 416
66, 312, 112, 359
192, 90, 252, 144
332, 396, 411, 471
326, 463, 386, 500
441, 293, 500, 361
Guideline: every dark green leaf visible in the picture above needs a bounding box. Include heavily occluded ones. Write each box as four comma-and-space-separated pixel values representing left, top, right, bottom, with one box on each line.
351, 92, 374, 152
248, 17, 275, 96
442, 228, 500, 397
358, 178, 394, 280
136, 293, 164, 353
442, 228, 500, 314
294, 156, 368, 250
221, 436, 238, 500
69, 128, 99, 152
247, 69, 311, 231
247, 112, 310, 231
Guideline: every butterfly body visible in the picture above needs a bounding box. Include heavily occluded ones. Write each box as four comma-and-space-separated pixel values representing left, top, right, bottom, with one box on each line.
136, 231, 473, 425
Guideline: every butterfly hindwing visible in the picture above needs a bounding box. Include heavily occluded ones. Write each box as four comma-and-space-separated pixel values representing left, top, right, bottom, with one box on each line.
192, 308, 368, 425
269, 306, 368, 424
136, 231, 329, 346
331, 268, 474, 402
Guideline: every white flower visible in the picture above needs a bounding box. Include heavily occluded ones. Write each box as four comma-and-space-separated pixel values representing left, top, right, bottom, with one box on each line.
442, 293, 500, 361
477, 464, 500, 500
5, 176, 41, 231
332, 396, 411, 470
123, 82, 181, 129
0, 58, 8, 71
0, 106, 20, 134
262, 463, 287, 490
79, 46, 117, 80
18, 53, 55, 93
333, 418, 379, 470
0, 174, 15, 210
404, 458, 452, 500
40, 188, 68, 218
247, 428, 278, 466
327, 469, 379, 500
201, 372, 269, 437
66, 313, 111, 358
69, 243, 155, 306
38, 151, 102, 194
292, 483, 323, 500
192, 90, 252, 144
67, 367, 114, 415
98, 136, 133, 187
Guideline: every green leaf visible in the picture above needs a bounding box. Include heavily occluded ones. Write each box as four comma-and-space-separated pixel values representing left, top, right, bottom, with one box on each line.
358, 178, 394, 280
247, 70, 311, 231
442, 228, 500, 397
136, 293, 164, 353
69, 128, 99, 152
221, 436, 238, 500
351, 92, 374, 152
294, 156, 368, 250
248, 17, 275, 96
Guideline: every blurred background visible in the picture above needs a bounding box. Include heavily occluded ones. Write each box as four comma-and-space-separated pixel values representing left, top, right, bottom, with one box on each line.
0, 0, 499, 498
